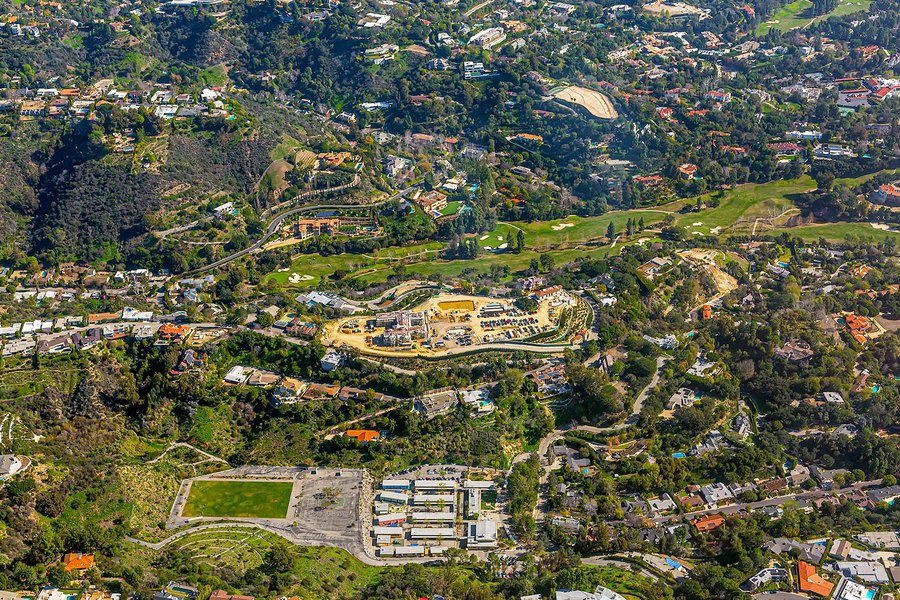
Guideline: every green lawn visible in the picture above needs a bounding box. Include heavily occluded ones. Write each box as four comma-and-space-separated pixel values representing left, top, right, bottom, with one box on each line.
374, 240, 445, 259
271, 135, 305, 161
756, 0, 871, 33
262, 175, 883, 291
509, 209, 671, 251
676, 176, 814, 235
182, 480, 293, 518
836, 168, 900, 188
769, 222, 900, 242
268, 253, 376, 287
476, 223, 519, 250
351, 244, 621, 286
439, 201, 462, 216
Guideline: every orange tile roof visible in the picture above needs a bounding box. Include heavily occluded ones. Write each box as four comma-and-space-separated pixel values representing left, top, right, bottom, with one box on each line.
159, 323, 191, 338
692, 513, 724, 532
346, 429, 380, 442
850, 265, 872, 278
845, 314, 870, 331
63, 552, 95, 571
798, 561, 833, 597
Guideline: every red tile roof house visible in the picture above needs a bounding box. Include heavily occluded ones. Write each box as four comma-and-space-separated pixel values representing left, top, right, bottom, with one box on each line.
63, 552, 95, 571
634, 174, 664, 187
678, 163, 699, 179
869, 183, 900, 206
767, 142, 802, 156
704, 90, 732, 103
692, 513, 724, 532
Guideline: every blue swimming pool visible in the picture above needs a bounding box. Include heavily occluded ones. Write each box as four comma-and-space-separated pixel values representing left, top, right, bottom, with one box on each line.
672, 452, 686, 459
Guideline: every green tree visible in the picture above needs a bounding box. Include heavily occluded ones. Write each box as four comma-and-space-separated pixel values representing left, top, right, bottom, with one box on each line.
539, 254, 555, 272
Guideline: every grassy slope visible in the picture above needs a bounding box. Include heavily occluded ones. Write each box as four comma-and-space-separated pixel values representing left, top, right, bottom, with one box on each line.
756, 0, 871, 33
263, 174, 900, 289
768, 222, 900, 241
676, 176, 814, 234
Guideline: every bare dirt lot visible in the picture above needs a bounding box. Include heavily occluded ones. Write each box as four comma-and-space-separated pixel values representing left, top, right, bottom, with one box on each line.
643, 0, 709, 16
679, 249, 738, 298
552, 85, 618, 119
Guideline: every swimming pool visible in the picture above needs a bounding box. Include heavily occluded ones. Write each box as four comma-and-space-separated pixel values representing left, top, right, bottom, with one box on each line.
672, 452, 686, 459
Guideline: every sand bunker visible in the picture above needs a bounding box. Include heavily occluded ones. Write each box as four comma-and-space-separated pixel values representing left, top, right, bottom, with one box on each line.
288, 273, 314, 283
552, 86, 618, 119
552, 222, 575, 231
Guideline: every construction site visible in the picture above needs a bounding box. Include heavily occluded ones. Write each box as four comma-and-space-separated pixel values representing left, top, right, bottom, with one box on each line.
320, 291, 580, 357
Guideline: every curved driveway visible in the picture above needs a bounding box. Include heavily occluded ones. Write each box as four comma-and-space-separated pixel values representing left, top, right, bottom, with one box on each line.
184, 185, 418, 275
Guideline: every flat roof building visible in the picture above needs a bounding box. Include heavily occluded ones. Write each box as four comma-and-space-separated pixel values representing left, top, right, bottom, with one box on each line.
467, 520, 498, 548
409, 527, 456, 539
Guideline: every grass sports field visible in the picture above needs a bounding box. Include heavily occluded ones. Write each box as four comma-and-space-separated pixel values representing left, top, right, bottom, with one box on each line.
182, 480, 293, 518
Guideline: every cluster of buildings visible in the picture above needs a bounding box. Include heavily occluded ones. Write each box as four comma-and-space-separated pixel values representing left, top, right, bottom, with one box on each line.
0, 307, 226, 357
412, 387, 496, 419
373, 310, 429, 347
1, 79, 232, 123
225, 362, 389, 407
372, 476, 500, 557
287, 214, 381, 242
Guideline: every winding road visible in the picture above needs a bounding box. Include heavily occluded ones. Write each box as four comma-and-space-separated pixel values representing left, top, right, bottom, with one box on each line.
184, 184, 418, 275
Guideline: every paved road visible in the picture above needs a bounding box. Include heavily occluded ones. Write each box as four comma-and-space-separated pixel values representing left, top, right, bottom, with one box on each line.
125, 517, 435, 567
581, 556, 661, 581
354, 340, 577, 362
653, 478, 883, 524
260, 174, 361, 219
253, 327, 419, 375
185, 184, 418, 274
153, 215, 212, 239
631, 356, 670, 420
463, 0, 493, 16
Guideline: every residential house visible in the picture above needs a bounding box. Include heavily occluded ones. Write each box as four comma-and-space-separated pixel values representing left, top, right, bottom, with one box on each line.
63, 552, 95, 572
700, 482, 734, 505
0, 454, 23, 477
869, 182, 900, 206
775, 339, 814, 364
678, 163, 699, 179
271, 377, 309, 406
692, 513, 724, 533
835, 562, 889, 584
744, 568, 788, 591
798, 561, 834, 597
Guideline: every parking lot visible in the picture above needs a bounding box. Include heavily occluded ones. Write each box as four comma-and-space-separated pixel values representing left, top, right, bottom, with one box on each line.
292, 469, 363, 540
